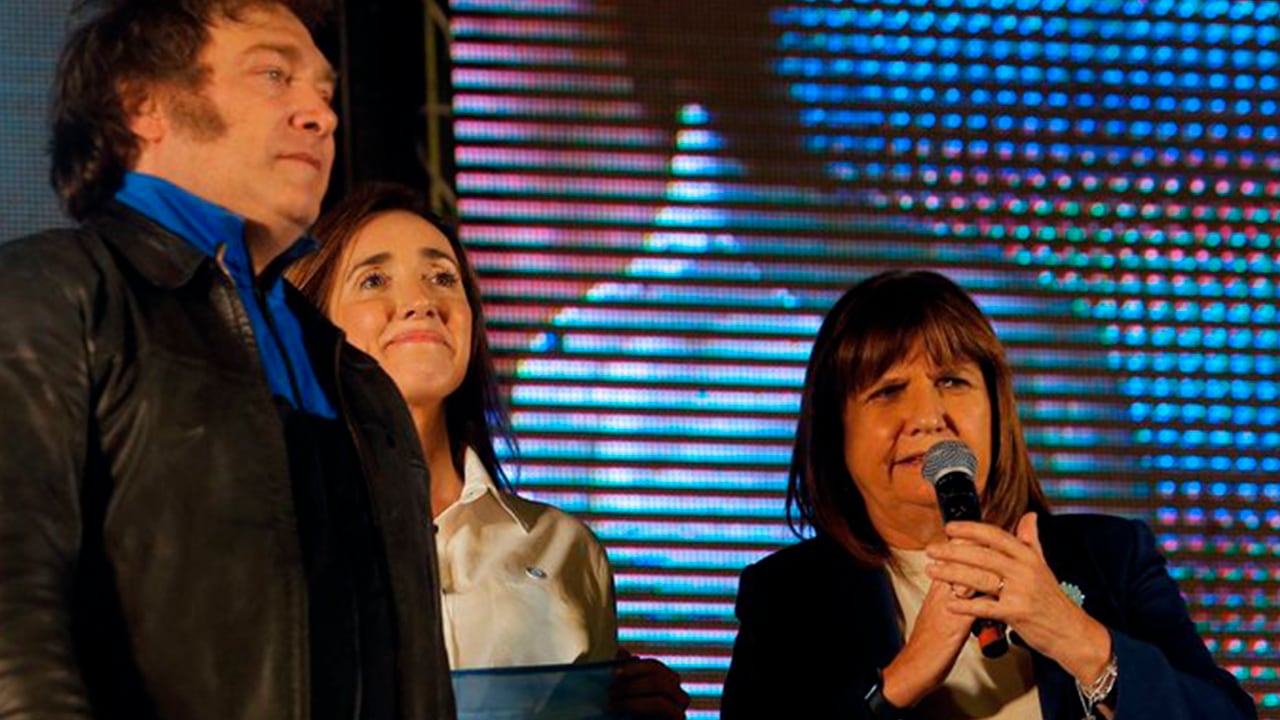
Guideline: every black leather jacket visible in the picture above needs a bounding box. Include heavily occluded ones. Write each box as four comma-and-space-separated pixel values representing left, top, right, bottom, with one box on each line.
0, 204, 455, 719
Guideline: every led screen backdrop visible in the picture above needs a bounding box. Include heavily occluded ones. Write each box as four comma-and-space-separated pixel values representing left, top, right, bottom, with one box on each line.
450, 0, 1279, 716
0, 2, 73, 240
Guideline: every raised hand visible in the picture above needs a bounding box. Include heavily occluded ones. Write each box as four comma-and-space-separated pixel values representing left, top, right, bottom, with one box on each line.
925, 512, 1113, 685
880, 573, 974, 708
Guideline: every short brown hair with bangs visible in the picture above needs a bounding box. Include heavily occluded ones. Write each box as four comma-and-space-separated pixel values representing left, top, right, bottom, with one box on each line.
786, 270, 1050, 567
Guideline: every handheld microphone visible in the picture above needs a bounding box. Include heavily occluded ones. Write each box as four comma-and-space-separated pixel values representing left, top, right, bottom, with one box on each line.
922, 440, 1009, 659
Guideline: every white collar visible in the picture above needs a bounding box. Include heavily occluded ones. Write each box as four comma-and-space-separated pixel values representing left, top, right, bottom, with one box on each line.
458, 447, 531, 533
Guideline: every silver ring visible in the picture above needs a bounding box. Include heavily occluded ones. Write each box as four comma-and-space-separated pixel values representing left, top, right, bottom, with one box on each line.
996, 576, 1006, 594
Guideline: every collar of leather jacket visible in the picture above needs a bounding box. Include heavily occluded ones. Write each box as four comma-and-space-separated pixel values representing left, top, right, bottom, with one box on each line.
89, 202, 211, 290
89, 202, 386, 382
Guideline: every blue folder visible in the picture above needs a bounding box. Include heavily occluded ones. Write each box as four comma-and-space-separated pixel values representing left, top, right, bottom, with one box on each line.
451, 659, 623, 720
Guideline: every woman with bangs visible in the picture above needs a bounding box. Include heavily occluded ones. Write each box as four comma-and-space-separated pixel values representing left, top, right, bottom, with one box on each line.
720, 270, 1254, 719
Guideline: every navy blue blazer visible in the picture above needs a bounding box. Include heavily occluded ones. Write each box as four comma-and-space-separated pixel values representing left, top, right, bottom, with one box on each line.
721, 514, 1256, 719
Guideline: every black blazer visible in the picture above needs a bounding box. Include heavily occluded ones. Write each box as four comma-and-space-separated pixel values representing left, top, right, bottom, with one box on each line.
721, 514, 1256, 719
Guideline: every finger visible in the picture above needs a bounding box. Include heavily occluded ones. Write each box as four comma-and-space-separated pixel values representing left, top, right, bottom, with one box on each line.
926, 540, 1018, 578
609, 665, 691, 719
610, 678, 688, 703
611, 660, 687, 707
923, 577, 977, 606
608, 693, 689, 720
613, 657, 679, 682
924, 575, 957, 600
927, 562, 1003, 596
945, 594, 1006, 621
917, 584, 985, 637
942, 521, 1038, 562
1016, 512, 1045, 560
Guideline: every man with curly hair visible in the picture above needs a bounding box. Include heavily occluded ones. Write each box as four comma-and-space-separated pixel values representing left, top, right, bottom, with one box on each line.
0, 2, 454, 718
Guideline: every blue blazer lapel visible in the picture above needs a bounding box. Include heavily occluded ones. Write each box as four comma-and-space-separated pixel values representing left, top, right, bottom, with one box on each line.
810, 540, 905, 676
839, 561, 908, 712
862, 565, 906, 666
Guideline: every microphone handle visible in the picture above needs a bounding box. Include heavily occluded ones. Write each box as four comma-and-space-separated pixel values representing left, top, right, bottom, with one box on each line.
934, 473, 1009, 657
972, 618, 1009, 658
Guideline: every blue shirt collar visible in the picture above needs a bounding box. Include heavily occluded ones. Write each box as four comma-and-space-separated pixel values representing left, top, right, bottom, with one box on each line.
112, 171, 338, 418
114, 172, 316, 286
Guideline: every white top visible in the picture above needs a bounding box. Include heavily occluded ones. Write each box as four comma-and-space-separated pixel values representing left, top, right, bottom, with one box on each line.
888, 548, 1042, 719
435, 449, 619, 669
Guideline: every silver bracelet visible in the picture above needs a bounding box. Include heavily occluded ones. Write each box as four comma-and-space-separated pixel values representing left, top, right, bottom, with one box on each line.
1075, 652, 1118, 720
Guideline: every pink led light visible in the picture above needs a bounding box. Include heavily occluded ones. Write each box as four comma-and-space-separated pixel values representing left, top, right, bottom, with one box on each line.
456, 147, 668, 172
451, 42, 625, 68
451, 17, 620, 43
456, 120, 666, 146
454, 68, 633, 93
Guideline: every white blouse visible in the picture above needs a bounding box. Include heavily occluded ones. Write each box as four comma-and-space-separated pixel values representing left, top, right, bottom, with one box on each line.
888, 548, 1042, 719
434, 449, 619, 669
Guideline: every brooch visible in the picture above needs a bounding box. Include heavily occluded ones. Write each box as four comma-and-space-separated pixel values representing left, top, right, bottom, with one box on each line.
1060, 581, 1086, 607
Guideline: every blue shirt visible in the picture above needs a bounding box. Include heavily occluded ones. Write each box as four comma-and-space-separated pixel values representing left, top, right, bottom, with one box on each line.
115, 172, 337, 418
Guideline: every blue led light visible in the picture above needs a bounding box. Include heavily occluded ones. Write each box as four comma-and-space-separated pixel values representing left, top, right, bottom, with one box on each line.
618, 600, 734, 622
455, 0, 1280, 708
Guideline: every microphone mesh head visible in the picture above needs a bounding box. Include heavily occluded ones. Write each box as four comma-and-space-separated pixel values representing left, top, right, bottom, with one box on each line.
922, 440, 978, 486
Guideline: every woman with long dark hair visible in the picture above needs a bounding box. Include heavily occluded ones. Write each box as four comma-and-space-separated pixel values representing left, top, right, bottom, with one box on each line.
289, 182, 689, 718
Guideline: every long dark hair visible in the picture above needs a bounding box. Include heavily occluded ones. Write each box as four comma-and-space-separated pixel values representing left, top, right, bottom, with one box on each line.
51, 0, 329, 219
287, 182, 515, 488
787, 270, 1050, 567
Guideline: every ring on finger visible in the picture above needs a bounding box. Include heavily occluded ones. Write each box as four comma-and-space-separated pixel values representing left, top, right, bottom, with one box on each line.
995, 576, 1006, 595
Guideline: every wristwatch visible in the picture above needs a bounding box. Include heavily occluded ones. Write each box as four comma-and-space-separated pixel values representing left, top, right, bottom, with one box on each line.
864, 668, 906, 720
